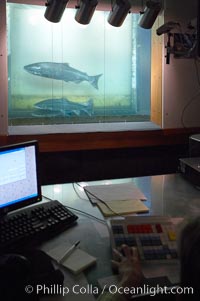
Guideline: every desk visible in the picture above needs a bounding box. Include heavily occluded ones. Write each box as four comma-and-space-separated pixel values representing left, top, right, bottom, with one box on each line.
40, 173, 200, 300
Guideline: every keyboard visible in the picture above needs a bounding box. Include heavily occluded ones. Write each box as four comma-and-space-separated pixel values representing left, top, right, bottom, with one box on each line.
0, 200, 78, 254
110, 216, 182, 263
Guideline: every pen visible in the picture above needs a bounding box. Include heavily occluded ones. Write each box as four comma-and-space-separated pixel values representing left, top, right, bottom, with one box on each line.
59, 240, 80, 264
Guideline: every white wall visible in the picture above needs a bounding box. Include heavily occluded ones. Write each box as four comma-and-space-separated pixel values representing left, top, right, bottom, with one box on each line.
163, 0, 200, 128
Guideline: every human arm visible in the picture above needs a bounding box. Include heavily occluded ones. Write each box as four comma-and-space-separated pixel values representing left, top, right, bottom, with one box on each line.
98, 244, 144, 301
112, 244, 144, 297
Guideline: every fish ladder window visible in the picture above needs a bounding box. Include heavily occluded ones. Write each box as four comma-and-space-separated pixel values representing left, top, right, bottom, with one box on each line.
7, 3, 151, 129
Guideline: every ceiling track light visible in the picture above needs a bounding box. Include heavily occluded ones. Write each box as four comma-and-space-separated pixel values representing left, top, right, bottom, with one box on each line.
138, 0, 161, 29
75, 0, 98, 25
44, 0, 69, 23
107, 0, 131, 27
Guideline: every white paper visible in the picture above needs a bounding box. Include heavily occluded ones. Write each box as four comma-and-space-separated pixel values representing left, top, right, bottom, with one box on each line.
84, 183, 147, 204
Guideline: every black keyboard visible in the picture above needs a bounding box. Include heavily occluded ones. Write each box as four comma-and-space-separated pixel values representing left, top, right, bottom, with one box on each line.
0, 200, 78, 253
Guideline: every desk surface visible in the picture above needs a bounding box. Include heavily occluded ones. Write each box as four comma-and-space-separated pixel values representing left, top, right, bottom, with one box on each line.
41, 173, 200, 300
42, 173, 200, 217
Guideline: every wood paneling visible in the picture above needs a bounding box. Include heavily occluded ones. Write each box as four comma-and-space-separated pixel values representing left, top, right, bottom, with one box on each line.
151, 15, 163, 126
0, 127, 200, 152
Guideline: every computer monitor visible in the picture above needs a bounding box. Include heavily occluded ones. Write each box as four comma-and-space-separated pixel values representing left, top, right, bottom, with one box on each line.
0, 140, 42, 216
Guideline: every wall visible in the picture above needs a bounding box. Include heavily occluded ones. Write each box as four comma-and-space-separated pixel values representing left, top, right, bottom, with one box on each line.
163, 0, 200, 128
0, 0, 8, 135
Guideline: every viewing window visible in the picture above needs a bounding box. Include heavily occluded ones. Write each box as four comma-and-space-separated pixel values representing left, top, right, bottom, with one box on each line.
7, 3, 152, 130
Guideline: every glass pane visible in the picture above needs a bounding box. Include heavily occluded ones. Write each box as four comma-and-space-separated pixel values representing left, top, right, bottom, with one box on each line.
7, 3, 151, 127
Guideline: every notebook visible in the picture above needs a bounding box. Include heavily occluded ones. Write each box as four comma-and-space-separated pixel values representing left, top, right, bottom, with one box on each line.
61, 248, 97, 274
96, 199, 149, 217
43, 242, 97, 275
84, 182, 147, 204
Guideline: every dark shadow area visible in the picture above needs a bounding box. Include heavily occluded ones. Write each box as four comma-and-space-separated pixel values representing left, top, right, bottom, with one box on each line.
39, 144, 189, 185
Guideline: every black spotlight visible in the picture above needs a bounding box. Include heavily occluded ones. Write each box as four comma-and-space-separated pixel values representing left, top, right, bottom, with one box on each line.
138, 0, 161, 29
44, 0, 69, 23
75, 0, 98, 25
107, 0, 131, 27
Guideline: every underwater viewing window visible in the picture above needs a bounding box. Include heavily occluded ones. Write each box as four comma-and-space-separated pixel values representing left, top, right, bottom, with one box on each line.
6, 2, 154, 133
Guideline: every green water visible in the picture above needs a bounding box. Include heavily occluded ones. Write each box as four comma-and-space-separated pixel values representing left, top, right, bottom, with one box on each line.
7, 3, 151, 126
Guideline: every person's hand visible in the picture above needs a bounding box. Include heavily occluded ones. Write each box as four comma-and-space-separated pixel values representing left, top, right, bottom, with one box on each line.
112, 244, 144, 290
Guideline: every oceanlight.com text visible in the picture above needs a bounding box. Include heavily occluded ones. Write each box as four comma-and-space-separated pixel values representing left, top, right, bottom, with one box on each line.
107, 284, 194, 297
24, 283, 194, 297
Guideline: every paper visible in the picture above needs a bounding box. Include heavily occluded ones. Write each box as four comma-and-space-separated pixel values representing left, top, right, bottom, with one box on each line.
42, 242, 97, 275
96, 199, 149, 217
84, 183, 147, 204
62, 248, 97, 274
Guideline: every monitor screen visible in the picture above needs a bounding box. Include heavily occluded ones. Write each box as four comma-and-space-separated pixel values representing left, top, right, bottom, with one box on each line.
0, 140, 41, 216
